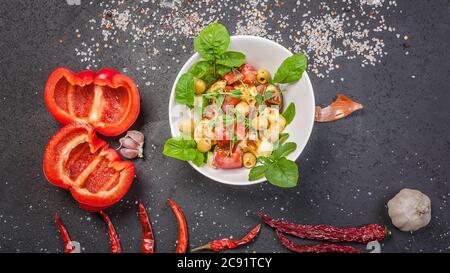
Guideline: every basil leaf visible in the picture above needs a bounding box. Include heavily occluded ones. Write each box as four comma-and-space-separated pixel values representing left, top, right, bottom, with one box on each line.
163, 137, 197, 161
265, 158, 299, 188
203, 73, 220, 86
216, 51, 246, 68
192, 151, 205, 167
249, 165, 268, 181
278, 133, 289, 144
175, 73, 195, 108
282, 103, 295, 124
272, 142, 297, 159
216, 64, 232, 77
257, 156, 272, 166
189, 61, 213, 79
272, 53, 308, 84
194, 22, 230, 60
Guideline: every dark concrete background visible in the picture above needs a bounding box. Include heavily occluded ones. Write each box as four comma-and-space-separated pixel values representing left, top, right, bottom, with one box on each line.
0, 0, 449, 253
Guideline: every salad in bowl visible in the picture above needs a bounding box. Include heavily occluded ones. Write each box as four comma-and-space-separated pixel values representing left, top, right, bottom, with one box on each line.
165, 23, 314, 187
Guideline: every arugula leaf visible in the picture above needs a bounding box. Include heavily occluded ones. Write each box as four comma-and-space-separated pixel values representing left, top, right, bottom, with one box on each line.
215, 94, 225, 109
207, 117, 217, 129
203, 91, 220, 99
175, 73, 195, 108
244, 117, 250, 129
222, 114, 234, 127
272, 142, 297, 159
192, 151, 205, 167
249, 165, 268, 181
272, 53, 308, 84
163, 137, 197, 161
194, 22, 230, 60
229, 89, 243, 99
217, 51, 246, 68
282, 103, 296, 124
229, 134, 238, 151
278, 133, 289, 144
255, 94, 264, 105
264, 90, 273, 101
265, 158, 299, 188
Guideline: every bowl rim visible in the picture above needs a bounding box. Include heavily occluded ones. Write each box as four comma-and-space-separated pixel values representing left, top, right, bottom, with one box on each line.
168, 35, 315, 186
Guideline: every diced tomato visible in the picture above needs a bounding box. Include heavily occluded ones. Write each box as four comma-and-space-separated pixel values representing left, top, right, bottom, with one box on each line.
214, 118, 247, 148
215, 124, 233, 148
222, 95, 241, 114
212, 148, 243, 169
240, 64, 256, 85
224, 71, 242, 85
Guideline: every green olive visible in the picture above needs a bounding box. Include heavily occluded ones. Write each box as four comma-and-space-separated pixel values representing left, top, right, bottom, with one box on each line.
196, 138, 212, 153
194, 79, 206, 95
256, 69, 271, 84
243, 152, 256, 168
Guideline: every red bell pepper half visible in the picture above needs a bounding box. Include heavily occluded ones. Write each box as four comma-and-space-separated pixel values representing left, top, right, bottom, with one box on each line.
43, 123, 135, 211
44, 67, 140, 136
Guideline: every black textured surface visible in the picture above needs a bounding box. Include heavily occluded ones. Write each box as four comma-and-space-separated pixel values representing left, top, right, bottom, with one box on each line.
0, 0, 449, 253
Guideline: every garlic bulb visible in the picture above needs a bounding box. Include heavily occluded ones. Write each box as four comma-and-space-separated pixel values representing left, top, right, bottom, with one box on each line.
118, 130, 144, 159
387, 188, 431, 232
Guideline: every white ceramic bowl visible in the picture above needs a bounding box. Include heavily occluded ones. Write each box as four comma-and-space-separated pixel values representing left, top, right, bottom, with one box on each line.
169, 35, 315, 185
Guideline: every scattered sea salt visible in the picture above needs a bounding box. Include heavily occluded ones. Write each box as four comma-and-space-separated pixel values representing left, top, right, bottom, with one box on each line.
73, 0, 404, 80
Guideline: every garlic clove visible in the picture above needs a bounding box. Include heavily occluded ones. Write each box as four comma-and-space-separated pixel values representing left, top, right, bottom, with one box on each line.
119, 137, 140, 150
126, 130, 144, 145
119, 148, 140, 159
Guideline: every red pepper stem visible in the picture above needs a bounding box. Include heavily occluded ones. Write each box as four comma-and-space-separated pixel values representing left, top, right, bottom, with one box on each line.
191, 243, 212, 253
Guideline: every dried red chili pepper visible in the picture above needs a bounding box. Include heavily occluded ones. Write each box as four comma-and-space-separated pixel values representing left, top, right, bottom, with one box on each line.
138, 202, 155, 253
275, 230, 361, 253
167, 199, 188, 253
191, 224, 261, 252
258, 213, 388, 244
99, 210, 121, 253
55, 213, 74, 253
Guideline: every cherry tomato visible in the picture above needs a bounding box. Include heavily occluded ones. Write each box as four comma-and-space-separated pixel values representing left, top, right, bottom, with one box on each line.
212, 148, 243, 169
240, 64, 256, 85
